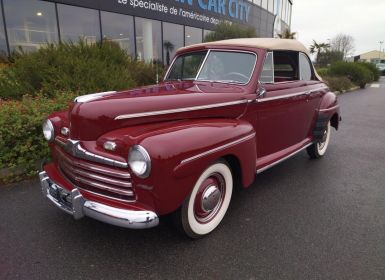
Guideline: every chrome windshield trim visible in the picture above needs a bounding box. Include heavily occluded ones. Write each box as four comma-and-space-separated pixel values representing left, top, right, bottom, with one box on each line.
195, 50, 211, 79
181, 133, 256, 164
55, 138, 128, 168
114, 100, 248, 120
74, 91, 117, 103
165, 49, 258, 86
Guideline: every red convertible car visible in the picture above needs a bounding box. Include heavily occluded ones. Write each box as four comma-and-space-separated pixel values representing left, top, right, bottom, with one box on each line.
40, 38, 340, 238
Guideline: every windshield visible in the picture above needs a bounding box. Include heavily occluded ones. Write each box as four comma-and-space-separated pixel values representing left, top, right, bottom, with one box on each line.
166, 50, 257, 84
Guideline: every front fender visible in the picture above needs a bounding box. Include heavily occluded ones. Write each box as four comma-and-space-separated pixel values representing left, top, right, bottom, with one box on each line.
137, 119, 256, 215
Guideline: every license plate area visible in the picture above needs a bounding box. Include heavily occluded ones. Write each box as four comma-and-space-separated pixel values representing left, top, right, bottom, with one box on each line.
47, 182, 73, 211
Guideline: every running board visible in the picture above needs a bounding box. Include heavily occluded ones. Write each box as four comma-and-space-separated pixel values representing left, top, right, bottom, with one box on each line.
256, 142, 313, 174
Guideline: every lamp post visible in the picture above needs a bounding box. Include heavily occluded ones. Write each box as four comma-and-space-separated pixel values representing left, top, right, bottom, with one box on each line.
380, 41, 384, 62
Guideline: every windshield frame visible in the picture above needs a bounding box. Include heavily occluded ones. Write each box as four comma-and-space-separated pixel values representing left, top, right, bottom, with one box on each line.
164, 49, 258, 86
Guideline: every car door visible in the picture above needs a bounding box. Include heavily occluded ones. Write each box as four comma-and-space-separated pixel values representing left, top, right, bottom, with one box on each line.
254, 51, 316, 161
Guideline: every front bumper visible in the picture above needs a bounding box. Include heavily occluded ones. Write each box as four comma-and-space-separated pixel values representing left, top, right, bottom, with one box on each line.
39, 171, 159, 229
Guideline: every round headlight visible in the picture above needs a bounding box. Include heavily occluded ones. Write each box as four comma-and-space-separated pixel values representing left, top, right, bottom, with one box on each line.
128, 145, 151, 178
42, 119, 54, 141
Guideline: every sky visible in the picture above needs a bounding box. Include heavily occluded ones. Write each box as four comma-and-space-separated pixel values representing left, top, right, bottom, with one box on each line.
291, 0, 385, 56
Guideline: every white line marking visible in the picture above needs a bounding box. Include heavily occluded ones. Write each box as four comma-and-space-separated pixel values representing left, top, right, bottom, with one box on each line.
370, 84, 380, 88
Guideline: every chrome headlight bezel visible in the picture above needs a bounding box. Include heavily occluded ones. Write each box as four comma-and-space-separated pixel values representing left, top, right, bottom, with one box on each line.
42, 119, 54, 142
128, 145, 151, 178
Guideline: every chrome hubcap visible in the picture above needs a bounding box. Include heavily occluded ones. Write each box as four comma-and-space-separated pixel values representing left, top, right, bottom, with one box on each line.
318, 126, 329, 150
194, 173, 226, 224
201, 185, 221, 212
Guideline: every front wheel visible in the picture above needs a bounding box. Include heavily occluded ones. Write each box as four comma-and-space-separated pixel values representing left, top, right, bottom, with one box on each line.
307, 121, 331, 159
174, 161, 233, 238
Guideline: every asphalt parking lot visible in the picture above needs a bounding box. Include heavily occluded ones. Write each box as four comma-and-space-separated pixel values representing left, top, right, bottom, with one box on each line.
1, 78, 385, 280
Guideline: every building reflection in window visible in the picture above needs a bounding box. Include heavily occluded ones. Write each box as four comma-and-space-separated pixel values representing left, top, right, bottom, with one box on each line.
101, 11, 135, 57
0, 5, 7, 55
3, 0, 58, 53
162, 22, 183, 65
185, 26, 202, 46
135, 17, 162, 63
58, 4, 100, 44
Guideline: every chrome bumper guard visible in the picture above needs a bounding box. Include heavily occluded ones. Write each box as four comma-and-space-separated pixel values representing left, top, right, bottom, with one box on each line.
39, 171, 159, 229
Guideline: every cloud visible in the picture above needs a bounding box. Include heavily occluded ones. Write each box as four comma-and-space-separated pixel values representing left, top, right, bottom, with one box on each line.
291, 0, 385, 55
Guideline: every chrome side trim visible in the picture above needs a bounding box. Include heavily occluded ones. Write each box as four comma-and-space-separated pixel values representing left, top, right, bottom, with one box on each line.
55, 138, 128, 168
114, 100, 248, 120
256, 142, 313, 174
257, 90, 308, 103
319, 105, 339, 112
181, 133, 256, 164
74, 91, 117, 103
39, 171, 159, 229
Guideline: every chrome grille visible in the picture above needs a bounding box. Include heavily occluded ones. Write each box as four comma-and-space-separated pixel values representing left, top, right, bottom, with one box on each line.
56, 147, 135, 201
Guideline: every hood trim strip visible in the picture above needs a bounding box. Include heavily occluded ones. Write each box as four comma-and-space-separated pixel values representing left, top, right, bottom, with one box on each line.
114, 100, 248, 120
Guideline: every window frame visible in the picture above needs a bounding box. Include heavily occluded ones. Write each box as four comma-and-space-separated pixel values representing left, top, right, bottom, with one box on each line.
259, 51, 274, 84
165, 49, 258, 86
299, 52, 314, 81
260, 50, 315, 84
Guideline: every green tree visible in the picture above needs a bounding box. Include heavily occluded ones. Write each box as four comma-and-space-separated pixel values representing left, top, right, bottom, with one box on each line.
277, 28, 297, 39
317, 50, 344, 67
310, 40, 330, 64
163, 41, 175, 66
204, 22, 256, 42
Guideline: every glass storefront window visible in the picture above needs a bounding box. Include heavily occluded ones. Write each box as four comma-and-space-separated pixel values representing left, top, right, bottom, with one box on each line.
268, 0, 274, 13
0, 5, 7, 55
281, 0, 287, 22
3, 0, 58, 53
185, 26, 202, 46
162, 22, 183, 65
203, 30, 213, 42
262, 0, 268, 10
253, 0, 262, 6
58, 4, 100, 44
135, 17, 162, 63
101, 12, 134, 57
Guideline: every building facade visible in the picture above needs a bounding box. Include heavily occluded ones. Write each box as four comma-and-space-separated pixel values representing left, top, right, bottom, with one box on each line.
0, 0, 292, 63
353, 50, 385, 64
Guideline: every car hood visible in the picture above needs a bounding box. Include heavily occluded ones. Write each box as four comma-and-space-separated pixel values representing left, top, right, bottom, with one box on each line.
67, 81, 251, 140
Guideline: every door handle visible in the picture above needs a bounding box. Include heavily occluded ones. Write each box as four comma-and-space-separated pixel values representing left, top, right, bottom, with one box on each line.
256, 87, 266, 99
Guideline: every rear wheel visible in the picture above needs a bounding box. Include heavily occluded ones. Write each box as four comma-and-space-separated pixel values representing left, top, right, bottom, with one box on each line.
307, 121, 331, 159
174, 161, 233, 239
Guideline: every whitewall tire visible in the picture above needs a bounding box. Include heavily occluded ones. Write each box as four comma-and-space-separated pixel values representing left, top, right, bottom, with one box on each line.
177, 161, 233, 238
307, 121, 331, 158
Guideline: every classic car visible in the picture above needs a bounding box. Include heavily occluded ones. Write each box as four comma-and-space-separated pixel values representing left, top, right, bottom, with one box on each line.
39, 38, 340, 238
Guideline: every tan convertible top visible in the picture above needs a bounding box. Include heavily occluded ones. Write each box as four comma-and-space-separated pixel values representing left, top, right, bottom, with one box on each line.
180, 38, 310, 54
179, 38, 323, 81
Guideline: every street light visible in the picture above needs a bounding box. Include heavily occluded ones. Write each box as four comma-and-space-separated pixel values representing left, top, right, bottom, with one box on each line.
380, 41, 384, 61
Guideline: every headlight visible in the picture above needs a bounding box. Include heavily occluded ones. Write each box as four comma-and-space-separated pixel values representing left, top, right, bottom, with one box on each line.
42, 119, 54, 141
128, 145, 151, 178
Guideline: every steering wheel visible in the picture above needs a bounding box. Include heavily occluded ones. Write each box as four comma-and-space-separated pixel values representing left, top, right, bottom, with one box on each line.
223, 72, 249, 83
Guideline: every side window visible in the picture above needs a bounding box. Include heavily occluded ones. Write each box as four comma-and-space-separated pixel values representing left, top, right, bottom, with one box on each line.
299, 53, 313, 81
273, 51, 299, 82
260, 52, 274, 83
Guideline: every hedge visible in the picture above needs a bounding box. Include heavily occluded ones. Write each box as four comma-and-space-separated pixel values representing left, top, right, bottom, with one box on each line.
0, 41, 164, 100
0, 92, 77, 183
329, 61, 373, 88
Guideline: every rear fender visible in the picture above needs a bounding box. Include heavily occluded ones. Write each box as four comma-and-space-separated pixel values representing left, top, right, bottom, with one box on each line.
313, 91, 341, 141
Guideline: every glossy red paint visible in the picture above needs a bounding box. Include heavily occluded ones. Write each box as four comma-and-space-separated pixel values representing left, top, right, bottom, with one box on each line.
43, 43, 340, 218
